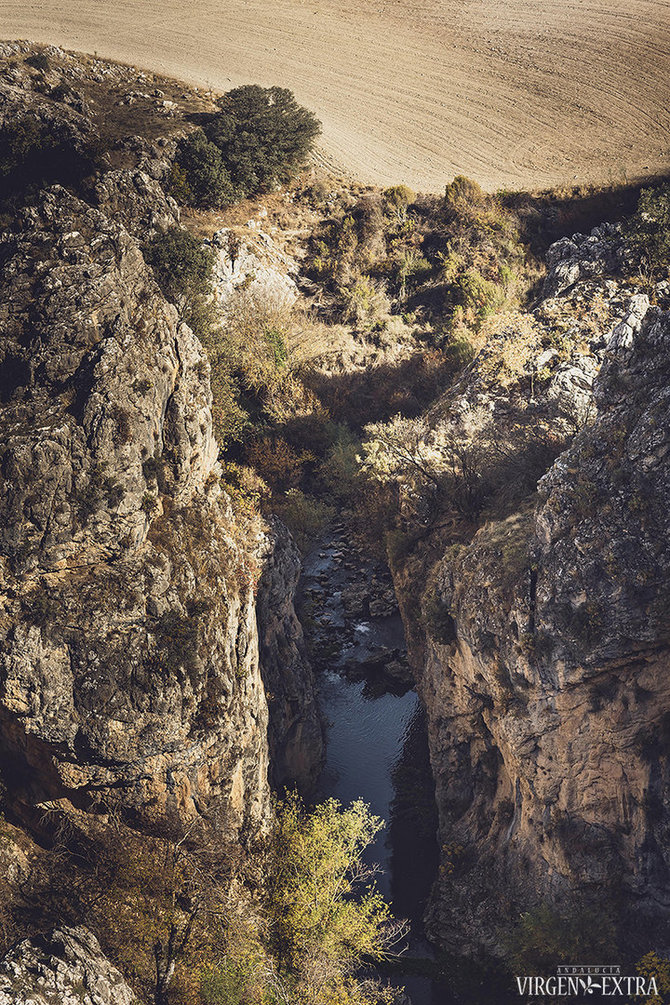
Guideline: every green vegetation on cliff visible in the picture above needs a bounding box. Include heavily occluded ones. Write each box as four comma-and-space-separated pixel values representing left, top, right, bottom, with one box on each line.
0, 798, 400, 1005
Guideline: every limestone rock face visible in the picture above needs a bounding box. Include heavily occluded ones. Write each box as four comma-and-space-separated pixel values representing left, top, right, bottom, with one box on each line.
416, 292, 670, 950
256, 519, 324, 792
91, 167, 180, 238
0, 185, 216, 566
0, 927, 139, 1005
0, 53, 329, 847
0, 181, 269, 837
209, 227, 299, 311
543, 223, 624, 298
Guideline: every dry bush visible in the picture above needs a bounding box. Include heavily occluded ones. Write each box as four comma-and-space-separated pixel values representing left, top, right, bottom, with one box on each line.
273, 489, 336, 553
245, 435, 315, 492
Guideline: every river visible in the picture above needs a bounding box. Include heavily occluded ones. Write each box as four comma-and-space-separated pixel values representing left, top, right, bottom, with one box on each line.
297, 527, 455, 1005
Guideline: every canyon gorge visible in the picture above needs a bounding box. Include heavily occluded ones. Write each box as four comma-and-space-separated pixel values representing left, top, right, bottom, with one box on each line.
0, 39, 669, 1005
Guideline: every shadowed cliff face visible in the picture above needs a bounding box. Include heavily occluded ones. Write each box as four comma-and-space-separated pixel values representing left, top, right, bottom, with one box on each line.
256, 518, 324, 793
404, 247, 670, 950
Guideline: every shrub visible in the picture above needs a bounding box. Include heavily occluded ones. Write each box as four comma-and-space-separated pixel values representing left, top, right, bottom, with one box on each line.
141, 492, 159, 515
274, 488, 335, 553
263, 325, 288, 367
21, 590, 62, 628
144, 226, 222, 349
320, 428, 363, 500
392, 248, 432, 300
205, 354, 251, 450
623, 182, 670, 281
443, 175, 486, 218
205, 85, 321, 195
111, 405, 133, 445
145, 226, 214, 308
197, 958, 264, 1005
383, 184, 415, 220
245, 436, 314, 492
169, 130, 235, 208
49, 81, 75, 103
24, 52, 51, 72
265, 794, 404, 992
359, 415, 440, 489
504, 903, 617, 975
454, 267, 506, 324
636, 952, 670, 1005
0, 116, 99, 192
433, 174, 529, 329
207, 295, 294, 401
421, 568, 457, 645
6, 791, 405, 1005
74, 463, 123, 524
148, 608, 200, 679
310, 214, 359, 285
385, 527, 422, 567
339, 275, 391, 328
442, 334, 477, 368
201, 294, 331, 456
220, 462, 267, 517
142, 455, 167, 492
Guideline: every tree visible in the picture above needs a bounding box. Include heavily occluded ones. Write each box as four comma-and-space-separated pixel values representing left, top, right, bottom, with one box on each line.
504, 903, 617, 975
144, 226, 214, 324
170, 130, 235, 208
205, 85, 321, 195
0, 115, 99, 193
443, 175, 486, 219
264, 795, 405, 997
382, 185, 415, 223
359, 415, 442, 489
636, 951, 670, 1005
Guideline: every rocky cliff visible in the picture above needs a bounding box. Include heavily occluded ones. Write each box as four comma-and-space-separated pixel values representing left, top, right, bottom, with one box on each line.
257, 518, 323, 792
0, 174, 272, 837
0, 53, 324, 845
0, 927, 139, 1005
400, 234, 670, 952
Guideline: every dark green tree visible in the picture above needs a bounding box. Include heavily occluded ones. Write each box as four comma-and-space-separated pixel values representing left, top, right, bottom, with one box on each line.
145, 227, 213, 304
0, 116, 99, 193
144, 226, 217, 341
170, 129, 235, 208
205, 84, 321, 195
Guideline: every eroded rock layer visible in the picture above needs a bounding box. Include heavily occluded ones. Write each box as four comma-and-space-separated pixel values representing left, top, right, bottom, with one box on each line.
407, 238, 670, 950
0, 178, 272, 836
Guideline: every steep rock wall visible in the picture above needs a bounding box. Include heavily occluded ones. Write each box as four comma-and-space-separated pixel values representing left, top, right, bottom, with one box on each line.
0, 926, 139, 1005
417, 295, 670, 950
257, 519, 324, 793
0, 179, 270, 838
0, 62, 325, 843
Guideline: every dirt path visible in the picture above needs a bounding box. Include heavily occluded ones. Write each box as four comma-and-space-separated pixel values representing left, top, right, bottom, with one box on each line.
2, 0, 669, 192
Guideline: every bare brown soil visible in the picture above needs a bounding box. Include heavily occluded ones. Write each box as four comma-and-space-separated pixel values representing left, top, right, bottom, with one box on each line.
1, 0, 669, 192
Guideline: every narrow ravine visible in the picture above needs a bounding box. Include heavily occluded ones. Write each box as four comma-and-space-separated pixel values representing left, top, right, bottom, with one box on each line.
297, 525, 454, 1005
